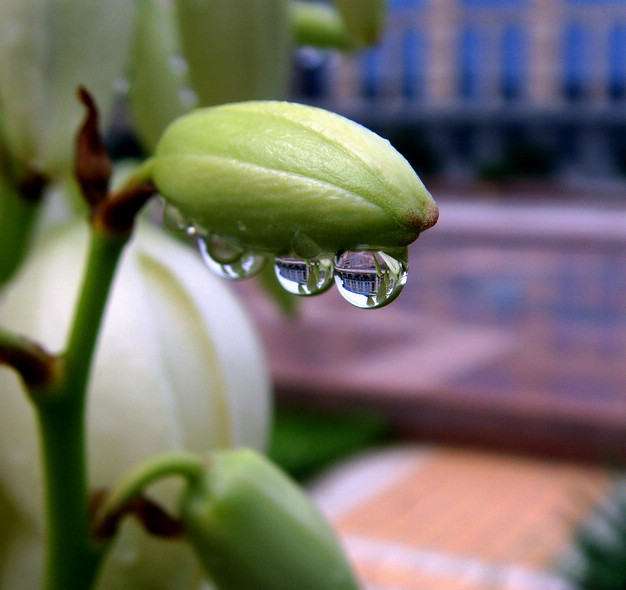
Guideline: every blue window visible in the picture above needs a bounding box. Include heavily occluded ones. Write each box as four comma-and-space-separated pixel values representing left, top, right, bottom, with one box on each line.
390, 0, 422, 8
459, 27, 485, 99
462, 0, 526, 5
361, 48, 382, 99
608, 24, 626, 100
501, 25, 526, 100
563, 23, 589, 100
402, 29, 425, 99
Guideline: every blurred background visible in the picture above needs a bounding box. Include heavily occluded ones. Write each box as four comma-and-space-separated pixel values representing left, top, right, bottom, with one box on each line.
234, 0, 626, 466
232, 1, 626, 588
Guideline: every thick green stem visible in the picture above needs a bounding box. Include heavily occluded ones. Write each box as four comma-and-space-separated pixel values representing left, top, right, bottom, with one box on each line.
36, 401, 101, 590
34, 226, 130, 590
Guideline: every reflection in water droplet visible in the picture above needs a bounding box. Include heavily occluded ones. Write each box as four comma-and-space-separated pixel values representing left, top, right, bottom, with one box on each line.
334, 250, 408, 309
274, 256, 334, 296
162, 202, 196, 236
198, 236, 267, 280
202, 234, 244, 264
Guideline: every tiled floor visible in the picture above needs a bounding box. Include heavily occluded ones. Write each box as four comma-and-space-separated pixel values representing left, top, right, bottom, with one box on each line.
310, 445, 617, 590
235, 197, 626, 461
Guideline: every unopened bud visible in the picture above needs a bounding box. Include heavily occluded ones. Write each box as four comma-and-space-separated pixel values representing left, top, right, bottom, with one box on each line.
180, 448, 360, 590
333, 0, 387, 46
150, 100, 437, 259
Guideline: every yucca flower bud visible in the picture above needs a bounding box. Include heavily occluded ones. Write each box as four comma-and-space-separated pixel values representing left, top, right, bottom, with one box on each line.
146, 100, 437, 308
150, 100, 438, 258
181, 448, 360, 590
0, 0, 137, 179
0, 222, 271, 589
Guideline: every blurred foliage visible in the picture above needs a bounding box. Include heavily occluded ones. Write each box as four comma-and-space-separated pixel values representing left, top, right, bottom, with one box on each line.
563, 482, 626, 590
388, 128, 441, 179
479, 140, 557, 182
269, 405, 390, 481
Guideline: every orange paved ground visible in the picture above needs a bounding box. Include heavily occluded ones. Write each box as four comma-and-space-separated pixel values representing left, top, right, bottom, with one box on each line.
310, 446, 616, 590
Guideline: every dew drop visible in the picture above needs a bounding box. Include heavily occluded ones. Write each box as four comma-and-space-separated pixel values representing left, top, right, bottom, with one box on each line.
334, 250, 408, 309
202, 234, 244, 264
198, 235, 267, 280
274, 256, 334, 296
162, 202, 196, 236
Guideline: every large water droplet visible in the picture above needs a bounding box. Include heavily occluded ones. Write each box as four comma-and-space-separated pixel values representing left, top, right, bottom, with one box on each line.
162, 202, 196, 236
274, 256, 334, 296
334, 250, 408, 309
198, 235, 267, 280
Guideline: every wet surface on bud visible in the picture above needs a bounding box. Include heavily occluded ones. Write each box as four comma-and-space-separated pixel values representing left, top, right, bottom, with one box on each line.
153, 101, 438, 308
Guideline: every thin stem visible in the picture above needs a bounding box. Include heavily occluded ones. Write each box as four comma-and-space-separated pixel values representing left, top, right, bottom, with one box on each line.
98, 452, 205, 529
34, 226, 130, 590
62, 227, 128, 404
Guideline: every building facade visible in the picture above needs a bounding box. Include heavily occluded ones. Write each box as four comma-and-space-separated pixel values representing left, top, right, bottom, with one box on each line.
293, 0, 626, 179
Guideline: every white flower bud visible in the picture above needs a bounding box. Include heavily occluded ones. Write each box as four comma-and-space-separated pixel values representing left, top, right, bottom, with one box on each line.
0, 222, 271, 589
0, 0, 137, 177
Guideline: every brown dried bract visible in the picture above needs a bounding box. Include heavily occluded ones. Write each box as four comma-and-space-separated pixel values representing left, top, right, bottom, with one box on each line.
75, 86, 112, 211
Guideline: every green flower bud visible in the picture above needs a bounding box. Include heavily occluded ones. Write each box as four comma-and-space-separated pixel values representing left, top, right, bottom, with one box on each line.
332, 0, 387, 46
180, 448, 359, 590
150, 100, 438, 259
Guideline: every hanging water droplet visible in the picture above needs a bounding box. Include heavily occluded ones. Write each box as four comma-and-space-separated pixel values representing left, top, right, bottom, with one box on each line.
198, 235, 267, 280
202, 234, 244, 264
274, 256, 334, 296
162, 202, 196, 236
334, 250, 408, 309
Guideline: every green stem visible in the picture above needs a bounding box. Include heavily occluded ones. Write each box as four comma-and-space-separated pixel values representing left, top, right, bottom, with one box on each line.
34, 226, 130, 590
99, 452, 205, 524
0, 175, 40, 287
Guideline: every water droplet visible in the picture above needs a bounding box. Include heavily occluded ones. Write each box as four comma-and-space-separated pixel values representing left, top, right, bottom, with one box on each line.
168, 54, 188, 76
198, 235, 267, 280
113, 76, 130, 96
274, 256, 334, 296
162, 202, 196, 236
334, 250, 408, 309
202, 234, 244, 264
178, 87, 198, 109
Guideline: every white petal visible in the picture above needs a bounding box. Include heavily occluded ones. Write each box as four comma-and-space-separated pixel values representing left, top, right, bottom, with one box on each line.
0, 221, 271, 588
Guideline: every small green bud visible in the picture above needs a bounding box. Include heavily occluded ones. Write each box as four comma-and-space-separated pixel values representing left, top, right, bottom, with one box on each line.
332, 0, 387, 46
180, 448, 360, 590
150, 101, 438, 258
